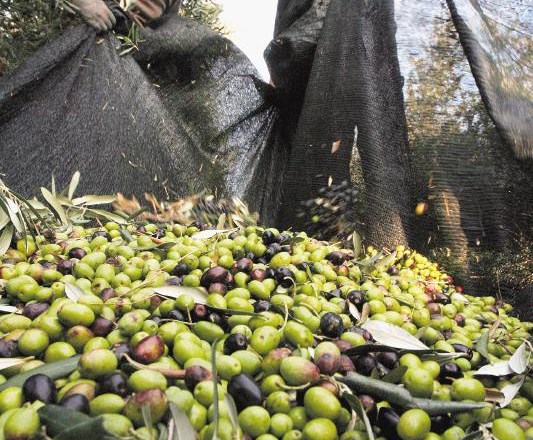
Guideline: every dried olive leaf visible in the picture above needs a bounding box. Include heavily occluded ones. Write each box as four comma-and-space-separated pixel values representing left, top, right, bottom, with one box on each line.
361, 321, 429, 350
64, 283, 85, 302
508, 342, 529, 374
169, 403, 196, 440
154, 286, 208, 304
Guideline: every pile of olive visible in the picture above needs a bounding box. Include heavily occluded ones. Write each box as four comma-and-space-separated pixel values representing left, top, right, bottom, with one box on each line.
0, 221, 530, 440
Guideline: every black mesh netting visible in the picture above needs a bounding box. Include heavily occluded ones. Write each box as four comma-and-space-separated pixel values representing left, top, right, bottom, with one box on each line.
0, 0, 531, 317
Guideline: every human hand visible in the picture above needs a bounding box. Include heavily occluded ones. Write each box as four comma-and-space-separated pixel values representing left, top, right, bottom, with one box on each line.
71, 0, 117, 32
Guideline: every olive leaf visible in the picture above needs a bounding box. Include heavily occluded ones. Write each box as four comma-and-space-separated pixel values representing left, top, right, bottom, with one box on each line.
381, 365, 408, 384
119, 228, 134, 242
211, 340, 221, 440
141, 404, 154, 434
500, 376, 526, 407
508, 342, 529, 374
0, 357, 33, 371
462, 430, 484, 440
347, 302, 360, 321
0, 206, 9, 230
476, 331, 491, 361
473, 361, 513, 377
361, 321, 429, 350
0, 305, 20, 314
374, 252, 397, 270
64, 283, 85, 302
484, 388, 505, 404
0, 224, 14, 256
223, 394, 242, 440
67, 171, 81, 200
154, 286, 208, 304
342, 392, 376, 440
71, 195, 117, 206
169, 402, 196, 440
41, 187, 69, 226
352, 231, 362, 259
191, 228, 238, 240
0, 355, 81, 391
84, 208, 128, 225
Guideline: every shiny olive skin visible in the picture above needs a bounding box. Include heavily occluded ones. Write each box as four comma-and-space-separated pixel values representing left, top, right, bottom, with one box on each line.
22, 373, 56, 404
60, 393, 90, 413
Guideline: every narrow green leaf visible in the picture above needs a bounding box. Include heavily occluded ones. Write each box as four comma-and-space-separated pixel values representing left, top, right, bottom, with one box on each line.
344, 344, 398, 357
462, 431, 484, 440
169, 402, 196, 440
154, 286, 208, 304
38, 405, 91, 436
141, 404, 153, 433
211, 340, 220, 440
223, 394, 241, 439
0, 224, 14, 256
352, 231, 362, 259
0, 355, 81, 391
41, 187, 69, 226
343, 393, 376, 440
0, 197, 22, 233
119, 229, 134, 242
216, 214, 226, 230
68, 171, 81, 200
476, 331, 490, 361
0, 207, 9, 230
72, 195, 117, 206
381, 365, 408, 384
411, 397, 485, 415
374, 251, 397, 270
339, 372, 413, 407
85, 208, 128, 225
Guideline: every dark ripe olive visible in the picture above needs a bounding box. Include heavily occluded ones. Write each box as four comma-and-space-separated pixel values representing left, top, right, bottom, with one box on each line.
234, 258, 253, 274
208, 283, 227, 295
23, 374, 56, 404
22, 302, 49, 320
315, 353, 340, 375
137, 225, 147, 233
338, 355, 356, 374
112, 343, 131, 360
275, 233, 291, 245
99, 372, 129, 397
168, 309, 186, 322
347, 291, 366, 307
60, 393, 90, 413
92, 231, 111, 241
90, 316, 115, 336
326, 289, 341, 299
353, 354, 377, 376
376, 362, 391, 376
265, 268, 276, 279
376, 351, 399, 369
359, 394, 376, 414
207, 312, 227, 330
255, 257, 267, 264
262, 230, 276, 245
190, 304, 208, 322
253, 300, 271, 313
434, 292, 451, 304
454, 314, 465, 326
274, 267, 295, 288
172, 263, 189, 277
0, 339, 19, 358
56, 259, 74, 275
452, 344, 473, 360
165, 276, 183, 286
317, 379, 338, 395
152, 228, 165, 239
426, 302, 441, 316
151, 316, 162, 325
296, 262, 309, 271
228, 231, 239, 240
133, 335, 164, 364
431, 414, 452, 434
320, 313, 344, 338
200, 266, 231, 288
376, 407, 401, 440
387, 265, 399, 276
150, 295, 162, 309
224, 333, 248, 354
442, 330, 452, 340
68, 247, 86, 259
227, 374, 263, 411
334, 340, 352, 352
439, 362, 463, 383
250, 268, 266, 281
100, 288, 117, 301
184, 365, 212, 391
325, 251, 346, 266
351, 327, 372, 341
244, 252, 255, 261
264, 244, 282, 261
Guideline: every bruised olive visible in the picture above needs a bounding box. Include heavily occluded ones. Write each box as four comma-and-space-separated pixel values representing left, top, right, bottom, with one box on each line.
200, 266, 232, 288
123, 388, 168, 427
250, 268, 266, 281
99, 372, 129, 397
228, 374, 263, 411
23, 373, 56, 403
61, 393, 90, 413
338, 355, 356, 374
315, 353, 340, 375
351, 327, 372, 341
353, 354, 377, 376
434, 292, 451, 304
90, 316, 115, 336
184, 365, 212, 391
100, 288, 116, 301
280, 357, 320, 386
387, 265, 399, 275
133, 335, 164, 364
22, 302, 49, 320
191, 304, 209, 321
224, 333, 248, 354
320, 313, 344, 338
208, 283, 227, 295
235, 258, 253, 273
0, 339, 19, 358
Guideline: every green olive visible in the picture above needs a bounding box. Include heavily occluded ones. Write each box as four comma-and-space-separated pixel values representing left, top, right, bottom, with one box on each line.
79, 348, 118, 378
238, 406, 271, 438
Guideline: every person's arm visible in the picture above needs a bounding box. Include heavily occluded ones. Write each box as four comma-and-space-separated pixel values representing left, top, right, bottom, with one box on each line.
70, 0, 117, 32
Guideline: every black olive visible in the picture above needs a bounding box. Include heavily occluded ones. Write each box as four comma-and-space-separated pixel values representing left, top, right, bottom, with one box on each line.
60, 393, 90, 413
200, 266, 231, 288
208, 312, 227, 329
0, 339, 19, 358
264, 243, 282, 261
274, 267, 295, 288
190, 304, 208, 321
434, 292, 451, 304
275, 233, 291, 245
387, 265, 399, 276
253, 300, 271, 313
228, 374, 263, 411
90, 316, 115, 336
325, 251, 346, 266
352, 354, 377, 376
320, 313, 344, 338
235, 258, 253, 274
99, 287, 117, 301
23, 374, 56, 404
184, 365, 212, 391
224, 333, 248, 354
92, 231, 111, 241
172, 262, 189, 277
261, 230, 276, 245
56, 259, 74, 275
99, 372, 129, 397
376, 407, 401, 439
431, 414, 452, 434
68, 248, 86, 259
22, 302, 49, 320
167, 309, 186, 322
350, 326, 373, 341
347, 290, 366, 307
165, 276, 183, 286
265, 268, 276, 279
376, 351, 399, 369
452, 344, 473, 360
439, 362, 463, 383
111, 343, 131, 360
